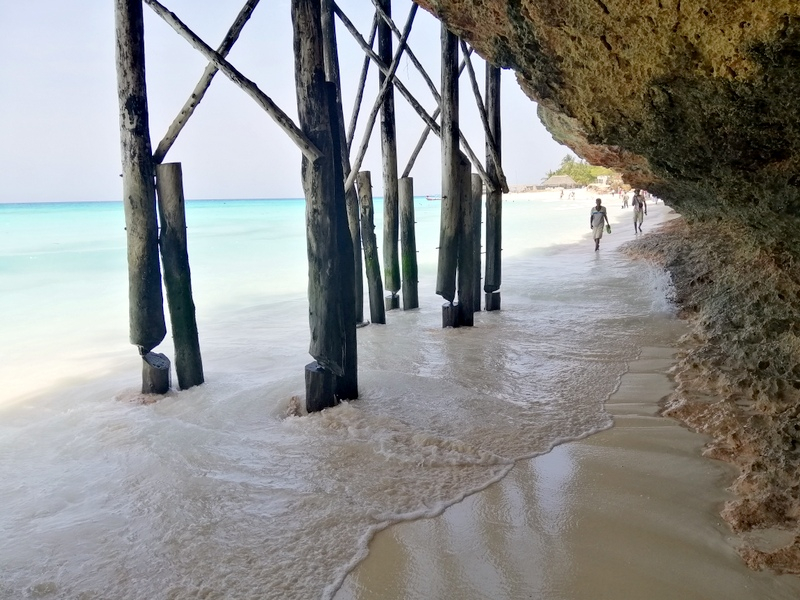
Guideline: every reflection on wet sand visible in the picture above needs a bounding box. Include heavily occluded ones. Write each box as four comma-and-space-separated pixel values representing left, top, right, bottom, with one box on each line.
335, 345, 800, 600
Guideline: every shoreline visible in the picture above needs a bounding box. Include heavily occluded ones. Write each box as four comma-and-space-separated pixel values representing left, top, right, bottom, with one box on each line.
335, 339, 800, 599
334, 213, 800, 599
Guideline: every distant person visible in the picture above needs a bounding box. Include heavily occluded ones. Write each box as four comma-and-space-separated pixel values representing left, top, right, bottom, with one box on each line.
590, 197, 610, 251
621, 192, 629, 208
632, 189, 647, 232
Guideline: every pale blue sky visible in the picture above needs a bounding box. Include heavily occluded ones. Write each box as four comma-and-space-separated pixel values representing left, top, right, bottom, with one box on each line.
0, 0, 571, 203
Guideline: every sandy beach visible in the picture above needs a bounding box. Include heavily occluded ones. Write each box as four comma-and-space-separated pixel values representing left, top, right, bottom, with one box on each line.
334, 196, 800, 600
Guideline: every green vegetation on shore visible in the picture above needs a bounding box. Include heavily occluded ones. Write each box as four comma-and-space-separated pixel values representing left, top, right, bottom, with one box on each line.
546, 155, 614, 185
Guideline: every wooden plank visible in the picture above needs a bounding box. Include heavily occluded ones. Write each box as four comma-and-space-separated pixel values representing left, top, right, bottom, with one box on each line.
355, 171, 386, 325
144, 0, 322, 162
155, 162, 204, 390
153, 0, 260, 164
378, 0, 400, 297
484, 65, 502, 303
399, 177, 419, 310
436, 24, 459, 304
321, 0, 363, 325
291, 0, 351, 410
115, 0, 166, 355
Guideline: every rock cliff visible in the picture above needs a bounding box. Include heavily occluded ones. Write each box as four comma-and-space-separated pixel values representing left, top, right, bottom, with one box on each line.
416, 0, 800, 573
417, 1, 800, 233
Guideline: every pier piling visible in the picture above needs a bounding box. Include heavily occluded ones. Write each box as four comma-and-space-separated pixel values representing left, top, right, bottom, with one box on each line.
378, 0, 401, 309
436, 24, 459, 309
155, 162, 204, 390
399, 177, 419, 310
457, 155, 476, 326
292, 0, 357, 410
356, 171, 386, 324
115, 0, 167, 386
484, 65, 502, 311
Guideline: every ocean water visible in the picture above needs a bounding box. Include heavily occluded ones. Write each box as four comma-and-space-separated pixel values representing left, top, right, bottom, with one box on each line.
0, 191, 676, 599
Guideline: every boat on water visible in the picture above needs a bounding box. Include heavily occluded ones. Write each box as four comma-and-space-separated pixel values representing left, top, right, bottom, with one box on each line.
425, 195, 442, 201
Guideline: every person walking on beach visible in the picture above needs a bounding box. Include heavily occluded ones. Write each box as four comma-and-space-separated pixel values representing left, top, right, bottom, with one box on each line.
632, 189, 647, 232
621, 191, 629, 208
590, 197, 610, 251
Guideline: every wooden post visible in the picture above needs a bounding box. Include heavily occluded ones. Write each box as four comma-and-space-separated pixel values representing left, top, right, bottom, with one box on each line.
142, 351, 171, 394
399, 177, 419, 310
442, 302, 460, 328
378, 0, 400, 309
457, 156, 476, 327
484, 65, 502, 311
115, 0, 167, 359
436, 24, 459, 307
155, 162, 204, 390
321, 0, 363, 325
356, 171, 386, 325
326, 83, 358, 400
292, 0, 356, 410
471, 173, 483, 312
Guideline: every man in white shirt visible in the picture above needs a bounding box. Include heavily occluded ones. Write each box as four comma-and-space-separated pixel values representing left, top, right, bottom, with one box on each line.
632, 189, 647, 232
590, 197, 610, 251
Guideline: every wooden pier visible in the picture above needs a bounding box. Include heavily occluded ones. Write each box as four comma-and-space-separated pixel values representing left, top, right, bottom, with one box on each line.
114, 0, 507, 410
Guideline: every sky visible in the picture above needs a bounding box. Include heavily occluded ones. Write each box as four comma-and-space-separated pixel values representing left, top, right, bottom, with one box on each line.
0, 0, 573, 203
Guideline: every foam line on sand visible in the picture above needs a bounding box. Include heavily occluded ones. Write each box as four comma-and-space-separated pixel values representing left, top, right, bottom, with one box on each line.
334, 345, 800, 599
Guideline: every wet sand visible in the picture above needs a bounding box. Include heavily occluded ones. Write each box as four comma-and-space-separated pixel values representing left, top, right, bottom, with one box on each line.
334, 205, 800, 599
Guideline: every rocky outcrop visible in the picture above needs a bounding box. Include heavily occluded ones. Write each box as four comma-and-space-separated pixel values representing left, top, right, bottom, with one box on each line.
417, 1, 800, 235
416, 0, 800, 573
628, 220, 800, 573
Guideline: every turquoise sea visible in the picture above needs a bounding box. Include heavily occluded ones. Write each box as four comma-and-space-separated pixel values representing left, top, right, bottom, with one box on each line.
0, 193, 679, 599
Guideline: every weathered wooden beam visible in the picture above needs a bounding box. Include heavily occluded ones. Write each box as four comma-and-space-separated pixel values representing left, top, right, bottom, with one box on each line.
153, 0, 260, 164
340, 3, 420, 192
460, 40, 509, 193
436, 24, 460, 304
291, 0, 355, 410
399, 177, 419, 310
333, 5, 497, 192
321, 0, 363, 325
484, 65, 502, 310
325, 83, 358, 400
369, 0, 438, 101
346, 15, 378, 152
400, 46, 473, 179
378, 0, 400, 299
355, 171, 386, 325
456, 156, 476, 327
155, 162, 204, 390
115, 0, 166, 355
471, 173, 483, 311
144, 0, 322, 162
